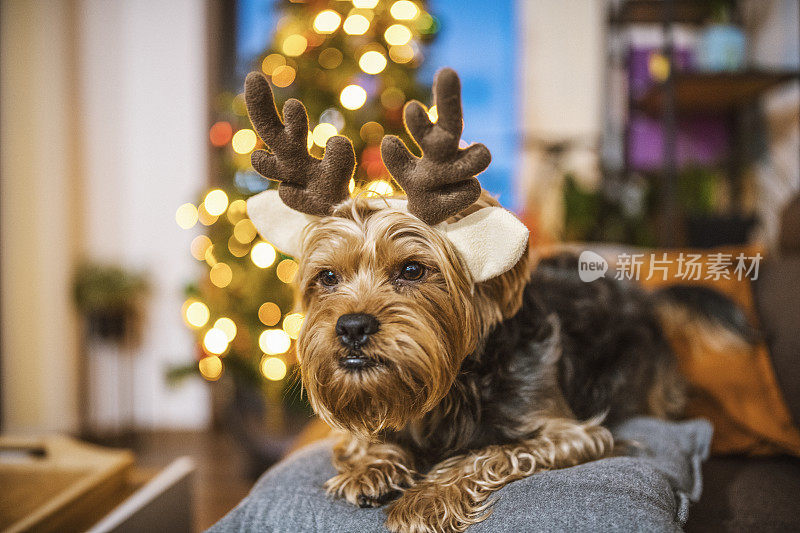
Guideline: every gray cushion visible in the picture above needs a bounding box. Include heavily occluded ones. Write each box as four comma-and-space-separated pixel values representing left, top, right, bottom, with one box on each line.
209, 417, 712, 533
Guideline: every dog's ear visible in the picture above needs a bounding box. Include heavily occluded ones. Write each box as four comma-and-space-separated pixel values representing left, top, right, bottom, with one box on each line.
443, 206, 529, 283
247, 189, 318, 258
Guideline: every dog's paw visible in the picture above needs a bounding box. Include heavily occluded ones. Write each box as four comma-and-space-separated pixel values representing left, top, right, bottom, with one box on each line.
325, 462, 414, 508
385, 481, 492, 533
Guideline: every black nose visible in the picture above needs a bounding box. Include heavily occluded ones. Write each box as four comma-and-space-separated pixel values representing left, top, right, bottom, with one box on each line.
336, 313, 379, 349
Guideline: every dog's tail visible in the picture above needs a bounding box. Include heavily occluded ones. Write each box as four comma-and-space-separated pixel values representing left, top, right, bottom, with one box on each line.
653, 285, 759, 354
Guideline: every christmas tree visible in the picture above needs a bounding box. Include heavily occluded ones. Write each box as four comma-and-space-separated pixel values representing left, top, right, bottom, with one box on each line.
172, 0, 438, 418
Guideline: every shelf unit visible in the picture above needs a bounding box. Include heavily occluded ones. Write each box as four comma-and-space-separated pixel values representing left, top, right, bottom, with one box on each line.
608, 0, 800, 247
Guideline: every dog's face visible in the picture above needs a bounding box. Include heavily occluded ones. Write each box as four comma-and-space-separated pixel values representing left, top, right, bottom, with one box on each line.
296, 200, 479, 436
293, 193, 531, 437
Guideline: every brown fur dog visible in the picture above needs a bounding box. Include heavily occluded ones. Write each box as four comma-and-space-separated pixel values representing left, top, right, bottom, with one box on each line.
244, 69, 691, 532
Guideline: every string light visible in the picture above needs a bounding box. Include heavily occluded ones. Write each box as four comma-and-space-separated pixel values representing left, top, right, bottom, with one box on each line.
183, 300, 210, 328
343, 14, 370, 35
231, 129, 257, 155
391, 0, 419, 20
259, 329, 292, 355
313, 10, 341, 33
258, 302, 282, 326
359, 51, 387, 75
199, 356, 223, 381
282, 34, 307, 56
312, 123, 338, 147
384, 24, 412, 46
175, 203, 198, 229
251, 241, 277, 268
340, 84, 367, 110
282, 313, 304, 339
365, 180, 394, 197
260, 355, 288, 381
276, 259, 299, 283
203, 328, 229, 355
214, 317, 237, 342
210, 262, 233, 288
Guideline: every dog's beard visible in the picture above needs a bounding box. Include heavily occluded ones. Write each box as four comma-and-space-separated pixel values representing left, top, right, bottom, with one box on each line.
298, 302, 461, 437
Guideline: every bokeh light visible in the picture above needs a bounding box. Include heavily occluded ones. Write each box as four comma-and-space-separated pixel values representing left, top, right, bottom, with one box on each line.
210, 262, 233, 288
258, 302, 282, 326
260, 355, 287, 381
204, 189, 229, 216
233, 219, 258, 243
380, 86, 405, 110
318, 48, 343, 69
427, 105, 438, 123
251, 241, 277, 268
282, 34, 308, 56
175, 203, 198, 229
391, 0, 419, 20
197, 204, 218, 226
276, 259, 299, 283
352, 0, 378, 7
312, 123, 338, 147
226, 199, 248, 224
259, 329, 292, 355
231, 129, 257, 155
261, 53, 286, 76
214, 317, 237, 342
282, 313, 304, 339
199, 356, 223, 381
389, 44, 414, 64
190, 235, 212, 261
365, 180, 394, 197
183, 300, 210, 328
384, 24, 412, 46
359, 50, 387, 75
209, 121, 233, 147
228, 235, 250, 257
340, 84, 368, 110
343, 14, 370, 35
271, 65, 296, 87
313, 10, 341, 33
203, 328, 229, 355
360, 121, 384, 143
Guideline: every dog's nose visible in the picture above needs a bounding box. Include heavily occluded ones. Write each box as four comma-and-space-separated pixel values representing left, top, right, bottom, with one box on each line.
336, 313, 379, 349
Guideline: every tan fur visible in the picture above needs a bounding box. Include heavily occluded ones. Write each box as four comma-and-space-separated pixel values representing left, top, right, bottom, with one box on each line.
325, 432, 418, 508
385, 417, 612, 533
292, 192, 622, 532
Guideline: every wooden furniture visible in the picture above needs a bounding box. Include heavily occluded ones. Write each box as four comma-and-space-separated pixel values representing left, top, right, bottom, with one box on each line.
0, 435, 194, 533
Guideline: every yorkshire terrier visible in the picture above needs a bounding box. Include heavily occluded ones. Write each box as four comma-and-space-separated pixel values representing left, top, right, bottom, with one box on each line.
243, 68, 688, 532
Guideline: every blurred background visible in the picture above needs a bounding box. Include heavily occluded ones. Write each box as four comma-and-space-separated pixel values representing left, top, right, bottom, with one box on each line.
1, 0, 798, 530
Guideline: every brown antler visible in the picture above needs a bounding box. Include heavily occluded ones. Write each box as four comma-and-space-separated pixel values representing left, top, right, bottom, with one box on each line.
380, 68, 491, 225
245, 72, 355, 216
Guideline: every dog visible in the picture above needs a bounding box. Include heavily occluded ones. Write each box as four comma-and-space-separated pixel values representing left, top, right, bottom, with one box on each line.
243, 68, 704, 532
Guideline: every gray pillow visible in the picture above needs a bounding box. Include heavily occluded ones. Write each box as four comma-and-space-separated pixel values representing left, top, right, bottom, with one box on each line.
209, 417, 712, 533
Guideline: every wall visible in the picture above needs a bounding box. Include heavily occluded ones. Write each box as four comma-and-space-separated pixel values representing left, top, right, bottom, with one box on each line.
1, 0, 211, 432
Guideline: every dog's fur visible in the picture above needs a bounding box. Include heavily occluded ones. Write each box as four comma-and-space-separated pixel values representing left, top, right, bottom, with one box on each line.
289, 189, 695, 532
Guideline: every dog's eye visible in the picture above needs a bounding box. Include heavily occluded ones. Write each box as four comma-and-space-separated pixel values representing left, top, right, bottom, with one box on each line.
318, 269, 339, 287
399, 261, 425, 281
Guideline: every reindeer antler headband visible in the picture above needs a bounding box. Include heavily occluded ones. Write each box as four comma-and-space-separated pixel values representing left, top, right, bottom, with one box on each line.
245, 68, 528, 282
